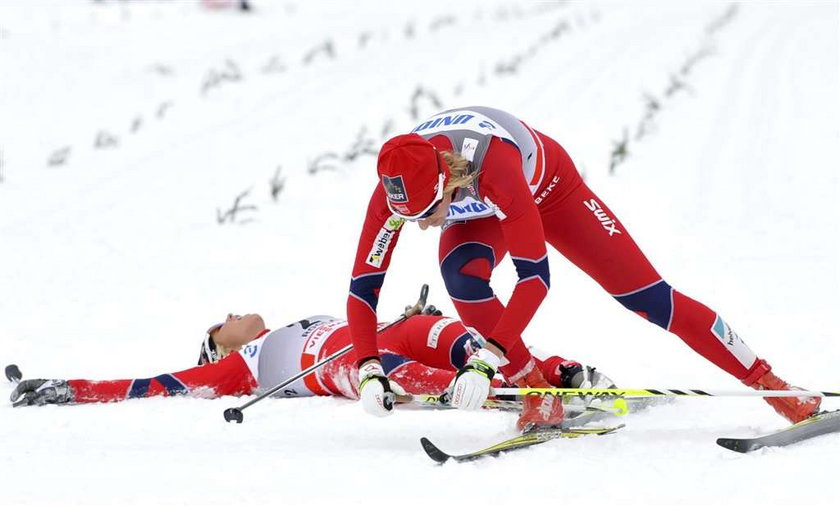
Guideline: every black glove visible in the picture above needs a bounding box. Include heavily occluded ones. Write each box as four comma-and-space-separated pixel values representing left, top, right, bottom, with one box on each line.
421, 304, 443, 316
10, 379, 75, 407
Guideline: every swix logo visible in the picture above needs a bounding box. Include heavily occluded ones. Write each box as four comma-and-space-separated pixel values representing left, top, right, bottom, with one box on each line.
583, 199, 622, 236
535, 176, 561, 205
412, 114, 475, 133
447, 201, 488, 217
478, 120, 496, 129
241, 344, 258, 358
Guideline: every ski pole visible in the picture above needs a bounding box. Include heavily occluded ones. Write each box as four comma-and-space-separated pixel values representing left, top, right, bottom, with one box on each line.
223, 284, 430, 423
400, 393, 629, 416
491, 387, 840, 398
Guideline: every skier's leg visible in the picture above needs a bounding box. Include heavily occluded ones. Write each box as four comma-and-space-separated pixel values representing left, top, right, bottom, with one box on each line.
540, 176, 819, 422
376, 315, 479, 395
439, 220, 565, 430
438, 219, 537, 382
379, 314, 476, 371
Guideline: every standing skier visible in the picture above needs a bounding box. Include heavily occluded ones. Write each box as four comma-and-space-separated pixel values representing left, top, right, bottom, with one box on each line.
347, 105, 820, 430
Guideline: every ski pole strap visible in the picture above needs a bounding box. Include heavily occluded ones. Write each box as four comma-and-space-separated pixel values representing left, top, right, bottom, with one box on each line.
491, 387, 840, 398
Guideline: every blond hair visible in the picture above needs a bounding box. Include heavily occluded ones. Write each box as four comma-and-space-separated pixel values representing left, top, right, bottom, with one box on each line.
441, 151, 477, 194
214, 343, 239, 360
208, 327, 241, 362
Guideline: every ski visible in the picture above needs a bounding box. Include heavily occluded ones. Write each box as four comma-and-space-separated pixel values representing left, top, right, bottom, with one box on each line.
716, 409, 840, 453
420, 424, 624, 463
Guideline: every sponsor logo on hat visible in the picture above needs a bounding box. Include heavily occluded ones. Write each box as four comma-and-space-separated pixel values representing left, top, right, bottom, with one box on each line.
382, 175, 408, 203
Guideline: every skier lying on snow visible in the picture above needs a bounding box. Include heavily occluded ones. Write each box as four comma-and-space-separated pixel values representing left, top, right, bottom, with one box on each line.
9, 311, 613, 429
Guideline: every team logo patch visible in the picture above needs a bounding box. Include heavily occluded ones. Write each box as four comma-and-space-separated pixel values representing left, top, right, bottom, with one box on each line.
382, 175, 409, 203
365, 217, 405, 267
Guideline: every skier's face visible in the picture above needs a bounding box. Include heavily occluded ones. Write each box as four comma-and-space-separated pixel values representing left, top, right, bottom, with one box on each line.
213, 313, 266, 349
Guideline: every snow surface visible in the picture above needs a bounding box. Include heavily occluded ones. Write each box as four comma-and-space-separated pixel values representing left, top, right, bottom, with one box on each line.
0, 1, 838, 505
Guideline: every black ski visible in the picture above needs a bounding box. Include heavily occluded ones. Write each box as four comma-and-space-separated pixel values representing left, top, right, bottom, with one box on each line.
420, 424, 624, 463
717, 409, 840, 453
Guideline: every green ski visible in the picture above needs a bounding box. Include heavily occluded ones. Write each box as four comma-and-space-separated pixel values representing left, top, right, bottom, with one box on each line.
420, 424, 624, 463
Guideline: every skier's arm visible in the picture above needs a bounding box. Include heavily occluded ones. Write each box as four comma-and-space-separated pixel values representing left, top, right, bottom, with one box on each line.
481, 137, 550, 355
385, 358, 456, 395
347, 184, 406, 365
66, 353, 258, 403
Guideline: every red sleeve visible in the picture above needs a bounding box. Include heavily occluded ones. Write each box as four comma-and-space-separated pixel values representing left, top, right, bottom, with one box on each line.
347, 184, 406, 365
388, 361, 455, 395
480, 137, 550, 352
388, 361, 504, 395
67, 353, 258, 403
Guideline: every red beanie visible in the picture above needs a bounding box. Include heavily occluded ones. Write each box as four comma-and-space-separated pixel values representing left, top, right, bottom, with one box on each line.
377, 134, 449, 217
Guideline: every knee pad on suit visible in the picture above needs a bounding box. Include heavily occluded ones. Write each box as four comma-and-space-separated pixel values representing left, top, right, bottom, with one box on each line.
440, 242, 496, 302
613, 279, 674, 330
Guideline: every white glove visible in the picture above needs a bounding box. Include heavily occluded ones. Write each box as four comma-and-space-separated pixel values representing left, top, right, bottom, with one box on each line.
358, 362, 406, 417
449, 348, 501, 410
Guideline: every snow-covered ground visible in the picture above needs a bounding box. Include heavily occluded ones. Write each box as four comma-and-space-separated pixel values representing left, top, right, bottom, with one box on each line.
0, 1, 838, 505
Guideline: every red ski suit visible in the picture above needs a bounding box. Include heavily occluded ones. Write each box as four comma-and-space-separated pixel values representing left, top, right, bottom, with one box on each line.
348, 106, 765, 384
66, 315, 569, 403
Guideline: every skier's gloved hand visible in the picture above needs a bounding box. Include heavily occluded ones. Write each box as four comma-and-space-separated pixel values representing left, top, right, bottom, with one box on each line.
552, 360, 616, 411
421, 305, 443, 316
542, 358, 617, 389
10, 379, 74, 407
449, 348, 501, 410
568, 365, 616, 390
358, 361, 405, 417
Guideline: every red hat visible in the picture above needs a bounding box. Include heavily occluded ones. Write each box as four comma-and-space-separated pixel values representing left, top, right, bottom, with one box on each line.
377, 134, 449, 218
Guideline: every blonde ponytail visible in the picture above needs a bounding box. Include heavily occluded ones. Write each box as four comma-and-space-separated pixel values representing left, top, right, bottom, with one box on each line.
441, 151, 477, 194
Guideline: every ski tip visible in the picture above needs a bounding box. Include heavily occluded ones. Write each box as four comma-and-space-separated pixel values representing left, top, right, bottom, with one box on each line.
420, 437, 451, 464
716, 437, 753, 453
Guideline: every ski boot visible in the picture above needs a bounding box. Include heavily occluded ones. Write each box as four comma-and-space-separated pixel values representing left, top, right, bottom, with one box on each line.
515, 364, 565, 433
744, 360, 821, 423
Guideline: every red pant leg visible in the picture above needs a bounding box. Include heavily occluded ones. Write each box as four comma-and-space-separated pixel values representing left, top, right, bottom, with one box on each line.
379, 315, 475, 371
319, 316, 476, 397
379, 315, 474, 394
438, 219, 537, 378
539, 176, 760, 380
